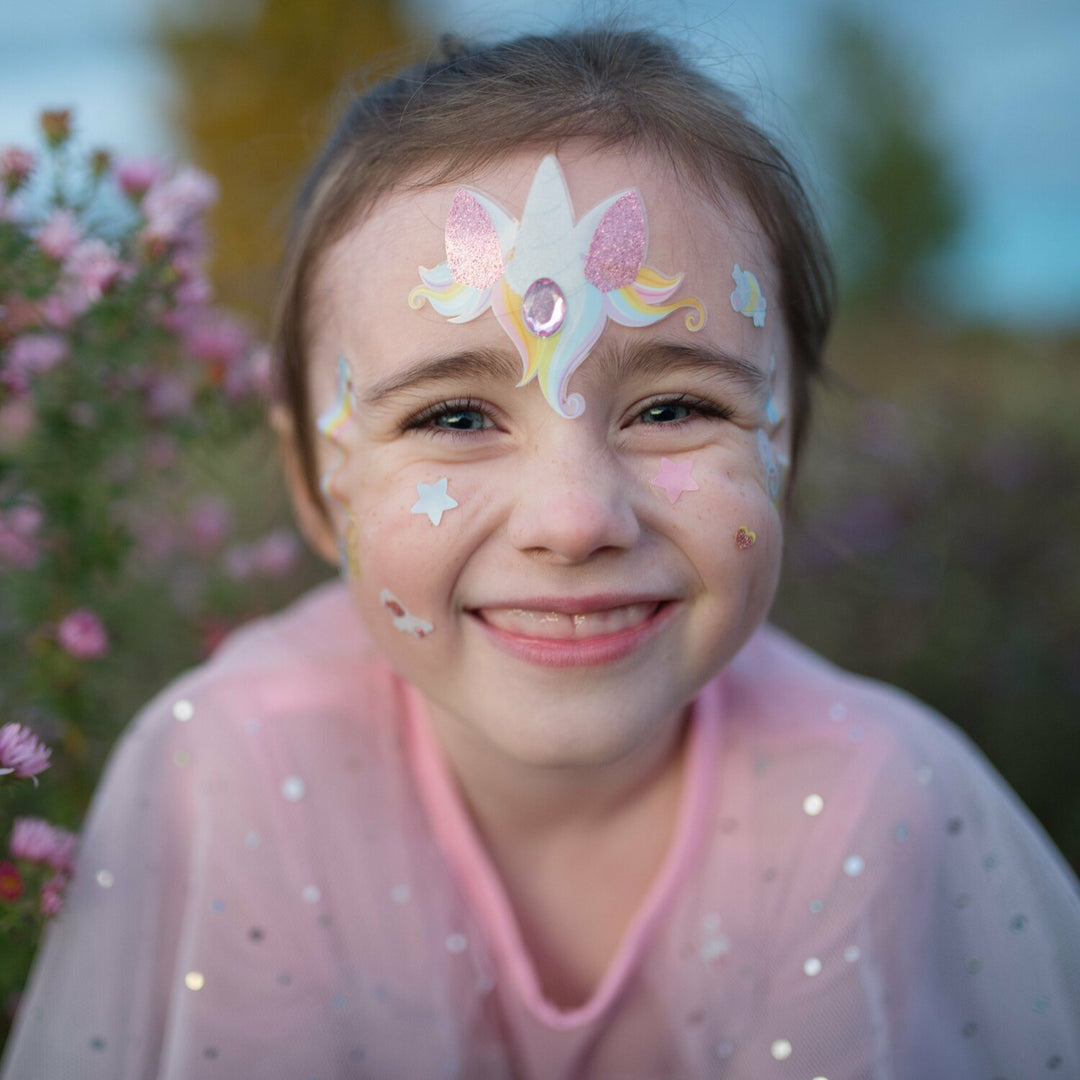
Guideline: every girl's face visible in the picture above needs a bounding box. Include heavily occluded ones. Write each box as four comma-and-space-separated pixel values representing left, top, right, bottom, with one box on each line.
303, 145, 790, 769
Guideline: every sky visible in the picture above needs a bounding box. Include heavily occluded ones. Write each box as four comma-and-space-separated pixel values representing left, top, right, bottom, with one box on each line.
1, 0, 1077, 329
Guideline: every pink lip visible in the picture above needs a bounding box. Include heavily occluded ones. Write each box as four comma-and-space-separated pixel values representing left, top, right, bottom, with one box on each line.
469, 597, 678, 668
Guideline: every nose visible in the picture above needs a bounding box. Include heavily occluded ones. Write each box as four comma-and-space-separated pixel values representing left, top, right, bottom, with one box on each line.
505, 430, 641, 564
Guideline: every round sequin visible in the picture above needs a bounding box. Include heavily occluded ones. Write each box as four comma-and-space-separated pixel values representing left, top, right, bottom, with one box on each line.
521, 277, 566, 337
1033, 995, 1050, 1013
243, 717, 261, 734
173, 750, 191, 768
984, 854, 999, 870
803, 957, 822, 977
843, 945, 861, 963
701, 936, 731, 961
803, 793, 825, 817
281, 776, 305, 801
301, 884, 321, 904
915, 765, 933, 785
446, 933, 468, 954
955, 893, 971, 909
966, 958, 982, 974
1010, 914, 1029, 933
203, 1047, 219, 1060
184, 971, 205, 991
894, 822, 910, 843
946, 816, 964, 835
847, 724, 864, 743
770, 1038, 793, 1061
211, 899, 226, 913
172, 699, 194, 722
809, 899, 824, 915
828, 702, 846, 722
390, 884, 411, 904
244, 831, 261, 850
332, 993, 348, 1010
715, 1041, 735, 1060
961, 1022, 978, 1037
1047, 1055, 1063, 1069
248, 927, 264, 942
277, 972, 292, 987
90, 1037, 106, 1051
702, 913, 722, 933
95, 869, 115, 889
843, 854, 865, 877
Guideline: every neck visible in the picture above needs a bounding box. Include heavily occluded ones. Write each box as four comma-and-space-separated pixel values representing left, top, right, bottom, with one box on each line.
421, 700, 692, 846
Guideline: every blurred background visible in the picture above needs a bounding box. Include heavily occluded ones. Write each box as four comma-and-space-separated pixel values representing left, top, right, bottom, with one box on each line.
0, 0, 1078, 1030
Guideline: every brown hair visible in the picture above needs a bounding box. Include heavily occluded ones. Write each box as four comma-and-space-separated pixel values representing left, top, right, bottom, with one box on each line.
273, 27, 834, 519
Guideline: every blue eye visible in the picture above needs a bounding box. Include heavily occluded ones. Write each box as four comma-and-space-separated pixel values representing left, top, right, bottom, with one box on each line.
640, 402, 692, 424
433, 408, 489, 431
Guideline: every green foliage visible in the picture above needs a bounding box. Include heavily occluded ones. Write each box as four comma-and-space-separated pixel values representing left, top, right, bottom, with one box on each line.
803, 8, 964, 311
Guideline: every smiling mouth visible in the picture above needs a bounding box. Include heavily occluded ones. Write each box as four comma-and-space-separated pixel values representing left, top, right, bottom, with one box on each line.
475, 602, 663, 641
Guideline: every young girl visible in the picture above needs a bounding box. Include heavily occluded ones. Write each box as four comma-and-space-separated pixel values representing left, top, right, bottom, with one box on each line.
3, 28, 1078, 1080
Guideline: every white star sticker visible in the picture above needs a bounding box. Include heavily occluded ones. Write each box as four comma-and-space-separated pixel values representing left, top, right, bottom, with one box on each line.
410, 477, 458, 526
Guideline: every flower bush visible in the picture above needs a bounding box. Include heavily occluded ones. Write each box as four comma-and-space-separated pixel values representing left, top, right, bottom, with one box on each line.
0, 110, 313, 1031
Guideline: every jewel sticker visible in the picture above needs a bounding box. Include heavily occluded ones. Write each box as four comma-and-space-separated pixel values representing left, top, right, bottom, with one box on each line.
316, 354, 357, 503
734, 526, 757, 550
410, 477, 458, 526
730, 265, 766, 328
765, 353, 782, 429
651, 457, 699, 504
379, 590, 434, 638
409, 155, 706, 419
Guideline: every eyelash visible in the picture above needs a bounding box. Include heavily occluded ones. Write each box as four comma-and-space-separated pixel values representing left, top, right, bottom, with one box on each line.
401, 393, 734, 439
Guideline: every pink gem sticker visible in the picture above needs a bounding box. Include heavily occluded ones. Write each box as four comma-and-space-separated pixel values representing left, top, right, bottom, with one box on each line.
521, 277, 566, 337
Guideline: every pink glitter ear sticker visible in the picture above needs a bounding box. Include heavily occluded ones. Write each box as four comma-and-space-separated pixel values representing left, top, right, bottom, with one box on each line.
583, 191, 647, 291
410, 155, 706, 419
651, 457, 699, 504
446, 189, 506, 290
734, 526, 757, 550
379, 589, 434, 638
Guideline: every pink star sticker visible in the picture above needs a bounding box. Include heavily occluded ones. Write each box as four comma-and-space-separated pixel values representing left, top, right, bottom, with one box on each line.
651, 457, 699, 504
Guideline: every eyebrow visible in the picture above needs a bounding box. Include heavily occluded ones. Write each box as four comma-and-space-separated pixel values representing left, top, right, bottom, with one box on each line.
362, 340, 768, 407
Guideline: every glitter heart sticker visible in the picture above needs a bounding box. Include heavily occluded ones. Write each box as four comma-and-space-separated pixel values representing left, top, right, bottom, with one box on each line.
734, 526, 757, 550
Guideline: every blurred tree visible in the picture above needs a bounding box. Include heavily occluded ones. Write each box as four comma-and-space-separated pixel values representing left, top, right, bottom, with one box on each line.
804, 8, 964, 313
159, 0, 412, 329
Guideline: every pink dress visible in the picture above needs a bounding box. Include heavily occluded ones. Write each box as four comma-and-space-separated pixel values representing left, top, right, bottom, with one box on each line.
3, 581, 1078, 1078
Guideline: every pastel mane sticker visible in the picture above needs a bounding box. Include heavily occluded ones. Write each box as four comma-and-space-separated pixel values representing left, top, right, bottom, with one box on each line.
379, 589, 434, 638
730, 265, 766, 327
409, 155, 706, 419
316, 355, 361, 578
650, 457, 699, 504
410, 477, 458, 526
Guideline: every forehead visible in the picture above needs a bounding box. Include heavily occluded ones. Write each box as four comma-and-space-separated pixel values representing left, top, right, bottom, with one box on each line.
307, 144, 782, 394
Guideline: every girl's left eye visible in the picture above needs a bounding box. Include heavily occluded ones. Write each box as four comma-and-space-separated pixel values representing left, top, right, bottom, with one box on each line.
634, 396, 731, 426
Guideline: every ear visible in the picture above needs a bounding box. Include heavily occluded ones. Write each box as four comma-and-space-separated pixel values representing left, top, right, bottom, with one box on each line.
269, 404, 341, 566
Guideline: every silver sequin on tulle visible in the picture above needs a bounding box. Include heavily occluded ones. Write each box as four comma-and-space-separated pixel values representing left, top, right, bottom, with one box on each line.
172, 699, 194, 722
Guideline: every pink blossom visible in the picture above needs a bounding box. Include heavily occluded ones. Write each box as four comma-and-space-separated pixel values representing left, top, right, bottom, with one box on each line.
0, 146, 34, 190
56, 608, 109, 660
63, 238, 124, 303
3, 333, 68, 391
142, 167, 218, 248
186, 314, 248, 366
186, 496, 232, 554
223, 543, 257, 581
252, 529, 300, 577
10, 817, 77, 873
40, 874, 67, 917
36, 209, 83, 260
0, 722, 52, 781
39, 282, 89, 328
116, 155, 167, 198
0, 503, 43, 569
146, 432, 177, 469
144, 373, 193, 419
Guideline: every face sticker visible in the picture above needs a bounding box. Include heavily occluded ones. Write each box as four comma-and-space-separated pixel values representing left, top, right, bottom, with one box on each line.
379, 589, 434, 638
730, 265, 766, 328
764, 354, 782, 430
650, 457, 699, 504
734, 526, 757, 550
757, 428, 782, 504
316, 355, 358, 503
410, 477, 458, 526
409, 155, 706, 419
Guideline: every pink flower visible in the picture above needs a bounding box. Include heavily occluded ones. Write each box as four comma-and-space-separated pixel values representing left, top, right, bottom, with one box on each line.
56, 608, 109, 660
0, 146, 34, 191
116, 156, 167, 199
252, 529, 300, 578
0, 860, 24, 901
0, 504, 43, 569
144, 373, 193, 419
3, 333, 69, 391
40, 873, 68, 917
0, 722, 52, 781
186, 496, 232, 554
142, 167, 218, 248
36, 209, 83, 260
10, 817, 77, 873
223, 543, 256, 581
63, 238, 124, 303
